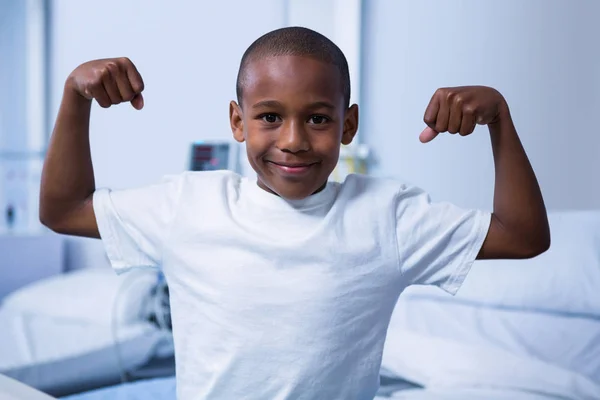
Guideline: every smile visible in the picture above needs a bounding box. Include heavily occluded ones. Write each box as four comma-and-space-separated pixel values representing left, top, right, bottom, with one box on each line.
267, 161, 318, 175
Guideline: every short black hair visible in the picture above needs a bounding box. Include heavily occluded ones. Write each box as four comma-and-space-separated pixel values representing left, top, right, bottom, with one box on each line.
236, 26, 351, 109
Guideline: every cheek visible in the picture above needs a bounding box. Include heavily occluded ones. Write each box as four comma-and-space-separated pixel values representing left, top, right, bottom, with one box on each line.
311, 131, 342, 155
244, 128, 273, 157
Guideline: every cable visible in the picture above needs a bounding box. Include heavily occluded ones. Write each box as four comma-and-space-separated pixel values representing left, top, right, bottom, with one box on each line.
111, 271, 155, 383
152, 273, 172, 332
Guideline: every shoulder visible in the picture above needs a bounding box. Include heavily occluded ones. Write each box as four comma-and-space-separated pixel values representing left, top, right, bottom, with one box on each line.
175, 170, 242, 202
177, 170, 241, 187
337, 173, 418, 201
337, 174, 435, 217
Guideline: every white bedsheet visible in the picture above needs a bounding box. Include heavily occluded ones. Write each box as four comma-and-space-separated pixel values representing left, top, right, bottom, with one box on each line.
0, 302, 172, 395
61, 375, 573, 400
380, 387, 563, 400
382, 328, 600, 400
392, 290, 600, 384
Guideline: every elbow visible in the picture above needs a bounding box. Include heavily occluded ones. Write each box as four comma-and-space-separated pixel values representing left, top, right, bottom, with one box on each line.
491, 214, 551, 259
39, 202, 53, 229
521, 239, 550, 259
520, 228, 551, 259
40, 214, 70, 235
39, 202, 66, 234
39, 194, 53, 228
536, 231, 552, 256
534, 218, 552, 256
39, 208, 59, 232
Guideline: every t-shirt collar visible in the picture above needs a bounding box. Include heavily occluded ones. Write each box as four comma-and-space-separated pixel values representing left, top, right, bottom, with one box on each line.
241, 177, 336, 212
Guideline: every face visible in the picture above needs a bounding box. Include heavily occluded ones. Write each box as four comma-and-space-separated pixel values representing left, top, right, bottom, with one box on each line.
230, 55, 358, 200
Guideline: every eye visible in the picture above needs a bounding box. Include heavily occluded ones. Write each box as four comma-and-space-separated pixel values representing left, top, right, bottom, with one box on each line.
308, 115, 330, 124
260, 113, 280, 123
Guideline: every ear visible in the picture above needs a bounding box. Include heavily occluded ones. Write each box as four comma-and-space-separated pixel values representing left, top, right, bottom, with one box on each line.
230, 101, 245, 143
341, 104, 359, 145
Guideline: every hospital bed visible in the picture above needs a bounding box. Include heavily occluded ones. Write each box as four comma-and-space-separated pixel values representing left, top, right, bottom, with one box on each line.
3, 210, 600, 399
0, 268, 175, 397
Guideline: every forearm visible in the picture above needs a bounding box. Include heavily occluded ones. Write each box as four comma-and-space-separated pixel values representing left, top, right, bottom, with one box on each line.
485, 102, 550, 257
39, 81, 95, 227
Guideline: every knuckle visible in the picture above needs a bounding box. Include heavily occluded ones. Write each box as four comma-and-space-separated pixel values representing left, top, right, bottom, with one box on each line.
453, 94, 465, 106
118, 56, 132, 66
133, 79, 145, 93
91, 69, 105, 84
105, 61, 119, 74
463, 104, 476, 115
97, 66, 111, 80
123, 91, 135, 101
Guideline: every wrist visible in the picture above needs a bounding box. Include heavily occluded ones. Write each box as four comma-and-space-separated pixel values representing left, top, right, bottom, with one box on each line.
489, 100, 512, 131
63, 77, 91, 107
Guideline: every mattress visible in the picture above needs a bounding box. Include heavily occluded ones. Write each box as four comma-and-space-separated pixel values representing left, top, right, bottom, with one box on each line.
392, 289, 600, 383
0, 306, 173, 397
61, 376, 559, 400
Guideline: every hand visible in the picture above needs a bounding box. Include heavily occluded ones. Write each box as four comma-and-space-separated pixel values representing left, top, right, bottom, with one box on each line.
66, 57, 145, 110
419, 86, 507, 143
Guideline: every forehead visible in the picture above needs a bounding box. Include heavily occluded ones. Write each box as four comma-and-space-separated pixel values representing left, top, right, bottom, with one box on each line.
241, 55, 344, 108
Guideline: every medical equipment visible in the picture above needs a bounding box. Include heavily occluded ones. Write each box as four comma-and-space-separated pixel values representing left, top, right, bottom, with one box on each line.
189, 141, 240, 173
330, 144, 370, 182
148, 274, 171, 331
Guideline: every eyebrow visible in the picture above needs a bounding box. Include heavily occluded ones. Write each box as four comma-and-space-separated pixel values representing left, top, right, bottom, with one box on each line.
252, 100, 283, 110
251, 100, 336, 111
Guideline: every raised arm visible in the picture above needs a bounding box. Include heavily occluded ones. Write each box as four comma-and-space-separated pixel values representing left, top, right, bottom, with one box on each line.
419, 86, 550, 259
39, 58, 144, 238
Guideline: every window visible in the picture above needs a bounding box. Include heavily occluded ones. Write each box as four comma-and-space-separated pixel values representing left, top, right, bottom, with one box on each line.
0, 0, 48, 233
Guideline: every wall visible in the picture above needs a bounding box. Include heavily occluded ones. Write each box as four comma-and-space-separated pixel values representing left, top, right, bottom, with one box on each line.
361, 0, 600, 211
49, 0, 286, 269
0, 0, 27, 152
50, 0, 286, 190
0, 1, 27, 232
286, 0, 362, 107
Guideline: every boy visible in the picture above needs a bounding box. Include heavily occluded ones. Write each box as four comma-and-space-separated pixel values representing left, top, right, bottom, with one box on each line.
40, 27, 549, 399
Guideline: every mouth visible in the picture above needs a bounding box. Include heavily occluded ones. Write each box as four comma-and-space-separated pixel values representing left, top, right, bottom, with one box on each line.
266, 160, 319, 175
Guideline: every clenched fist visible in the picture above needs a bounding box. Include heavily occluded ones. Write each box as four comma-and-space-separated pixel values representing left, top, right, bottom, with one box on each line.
66, 57, 145, 110
419, 86, 507, 143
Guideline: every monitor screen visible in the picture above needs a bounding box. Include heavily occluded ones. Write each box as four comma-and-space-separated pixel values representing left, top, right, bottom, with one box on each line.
189, 142, 238, 172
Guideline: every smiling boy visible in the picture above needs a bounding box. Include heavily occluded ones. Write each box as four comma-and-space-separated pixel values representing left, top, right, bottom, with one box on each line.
40, 27, 549, 399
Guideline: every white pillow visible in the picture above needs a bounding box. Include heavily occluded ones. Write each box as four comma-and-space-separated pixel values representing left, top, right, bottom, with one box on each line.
404, 210, 600, 316
381, 328, 600, 399
0, 268, 158, 326
390, 294, 600, 384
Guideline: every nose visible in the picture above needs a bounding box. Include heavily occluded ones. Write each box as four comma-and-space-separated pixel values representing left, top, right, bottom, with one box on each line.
276, 120, 310, 153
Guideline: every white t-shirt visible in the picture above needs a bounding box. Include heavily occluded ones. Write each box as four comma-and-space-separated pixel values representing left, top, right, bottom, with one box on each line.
93, 171, 490, 400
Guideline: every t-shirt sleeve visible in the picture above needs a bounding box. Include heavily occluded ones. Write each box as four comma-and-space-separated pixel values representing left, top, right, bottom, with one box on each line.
395, 185, 491, 295
92, 174, 183, 274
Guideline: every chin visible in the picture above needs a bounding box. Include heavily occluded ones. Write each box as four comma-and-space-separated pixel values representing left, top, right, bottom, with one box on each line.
261, 178, 322, 200
272, 185, 314, 200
